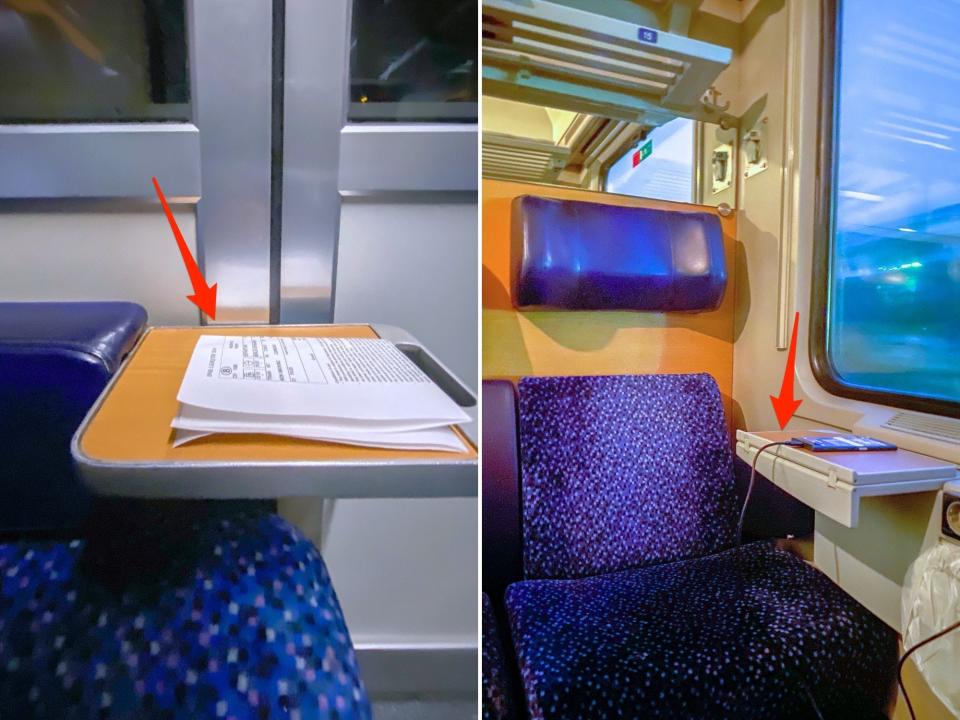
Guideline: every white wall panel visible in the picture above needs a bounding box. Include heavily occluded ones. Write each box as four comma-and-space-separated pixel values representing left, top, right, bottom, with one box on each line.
317, 200, 478, 647
0, 207, 200, 326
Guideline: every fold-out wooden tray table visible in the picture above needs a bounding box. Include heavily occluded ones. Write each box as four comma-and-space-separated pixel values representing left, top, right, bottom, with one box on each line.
72, 324, 477, 499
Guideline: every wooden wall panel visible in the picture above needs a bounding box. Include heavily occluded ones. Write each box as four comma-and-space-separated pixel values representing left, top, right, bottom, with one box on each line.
482, 179, 738, 420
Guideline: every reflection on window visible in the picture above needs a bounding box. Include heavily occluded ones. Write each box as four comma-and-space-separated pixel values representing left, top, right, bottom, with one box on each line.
348, 0, 477, 122
605, 117, 694, 203
826, 0, 960, 406
0, 0, 188, 122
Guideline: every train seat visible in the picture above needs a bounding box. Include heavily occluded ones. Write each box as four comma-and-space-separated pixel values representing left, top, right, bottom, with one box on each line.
481, 381, 524, 719
0, 302, 370, 718
482, 592, 520, 720
0, 302, 147, 532
481, 380, 523, 601
506, 541, 894, 719
0, 506, 369, 719
486, 374, 897, 719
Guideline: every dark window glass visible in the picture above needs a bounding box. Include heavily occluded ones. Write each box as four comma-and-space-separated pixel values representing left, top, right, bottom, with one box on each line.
348, 0, 477, 122
0, 0, 189, 122
819, 0, 960, 411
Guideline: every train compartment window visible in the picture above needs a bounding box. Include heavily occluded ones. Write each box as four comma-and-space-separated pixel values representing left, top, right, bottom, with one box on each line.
348, 0, 477, 123
0, 0, 189, 123
813, 0, 960, 416
604, 117, 696, 203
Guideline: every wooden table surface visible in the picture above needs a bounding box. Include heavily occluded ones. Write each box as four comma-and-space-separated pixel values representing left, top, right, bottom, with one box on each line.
79, 325, 477, 466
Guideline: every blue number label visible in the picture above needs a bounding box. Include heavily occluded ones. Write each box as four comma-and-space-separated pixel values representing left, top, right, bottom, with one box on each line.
638, 27, 658, 44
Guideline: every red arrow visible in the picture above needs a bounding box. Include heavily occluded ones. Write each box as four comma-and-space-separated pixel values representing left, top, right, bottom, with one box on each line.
770, 310, 803, 429
151, 177, 217, 320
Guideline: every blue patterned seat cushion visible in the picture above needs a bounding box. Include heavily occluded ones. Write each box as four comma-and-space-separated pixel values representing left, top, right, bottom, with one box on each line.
482, 593, 519, 720
0, 511, 370, 719
505, 541, 898, 720
517, 374, 739, 579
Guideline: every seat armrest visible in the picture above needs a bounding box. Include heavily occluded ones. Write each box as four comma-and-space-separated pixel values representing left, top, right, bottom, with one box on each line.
0, 302, 148, 532
0, 302, 147, 374
482, 380, 524, 597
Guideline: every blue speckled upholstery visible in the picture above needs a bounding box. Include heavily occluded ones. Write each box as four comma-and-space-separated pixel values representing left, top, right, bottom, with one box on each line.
0, 510, 370, 719
482, 593, 520, 720
517, 374, 738, 579
506, 541, 897, 720
509, 373, 898, 719
0, 303, 367, 718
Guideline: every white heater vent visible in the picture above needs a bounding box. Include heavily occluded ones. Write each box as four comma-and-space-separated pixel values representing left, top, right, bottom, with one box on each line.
884, 412, 960, 445
482, 133, 571, 183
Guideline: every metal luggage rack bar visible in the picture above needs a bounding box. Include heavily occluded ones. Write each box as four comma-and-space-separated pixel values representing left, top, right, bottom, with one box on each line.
482, 0, 735, 128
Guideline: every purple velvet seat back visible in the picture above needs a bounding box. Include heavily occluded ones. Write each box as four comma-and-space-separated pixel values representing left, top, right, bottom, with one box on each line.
517, 374, 738, 580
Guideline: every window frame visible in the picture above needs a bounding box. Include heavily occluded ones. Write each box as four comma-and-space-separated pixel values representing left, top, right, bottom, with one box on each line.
0, 1, 203, 200
279, 0, 478, 324
335, 0, 478, 195
600, 117, 699, 204
0, 0, 279, 327
810, 0, 960, 419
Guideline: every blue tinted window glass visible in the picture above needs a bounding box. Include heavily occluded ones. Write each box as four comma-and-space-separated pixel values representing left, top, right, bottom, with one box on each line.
605, 117, 694, 203
829, 0, 960, 404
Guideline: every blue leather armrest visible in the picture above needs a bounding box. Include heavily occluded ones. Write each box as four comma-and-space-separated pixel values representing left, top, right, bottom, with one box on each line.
0, 302, 147, 533
511, 195, 727, 311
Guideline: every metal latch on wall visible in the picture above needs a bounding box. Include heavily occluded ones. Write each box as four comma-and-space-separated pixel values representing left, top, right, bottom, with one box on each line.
743, 117, 768, 178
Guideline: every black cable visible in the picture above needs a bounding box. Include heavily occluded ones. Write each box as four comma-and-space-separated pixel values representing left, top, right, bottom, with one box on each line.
737, 439, 960, 719
738, 439, 825, 720
897, 617, 960, 720
737, 440, 794, 547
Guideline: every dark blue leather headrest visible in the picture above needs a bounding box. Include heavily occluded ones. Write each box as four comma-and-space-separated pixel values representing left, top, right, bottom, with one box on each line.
511, 195, 727, 311
0, 302, 147, 533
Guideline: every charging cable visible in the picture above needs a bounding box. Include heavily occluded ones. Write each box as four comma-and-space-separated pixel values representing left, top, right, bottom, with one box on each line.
737, 437, 825, 718
735, 438, 825, 717
898, 618, 960, 720
736, 437, 959, 719
741, 439, 960, 718
737, 439, 802, 546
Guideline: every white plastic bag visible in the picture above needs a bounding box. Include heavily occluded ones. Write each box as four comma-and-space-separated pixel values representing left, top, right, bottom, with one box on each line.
901, 541, 960, 716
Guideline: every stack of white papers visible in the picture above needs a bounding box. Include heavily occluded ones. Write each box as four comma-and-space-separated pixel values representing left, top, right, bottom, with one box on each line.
172, 336, 471, 452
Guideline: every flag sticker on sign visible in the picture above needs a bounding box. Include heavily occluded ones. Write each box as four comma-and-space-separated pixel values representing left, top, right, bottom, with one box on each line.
638, 27, 658, 44
632, 140, 654, 167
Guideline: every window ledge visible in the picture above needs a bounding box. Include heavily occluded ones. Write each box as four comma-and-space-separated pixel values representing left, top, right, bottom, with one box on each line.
794, 359, 960, 465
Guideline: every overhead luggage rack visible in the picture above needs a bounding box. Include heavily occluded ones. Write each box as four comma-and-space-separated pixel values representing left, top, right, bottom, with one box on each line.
482, 0, 734, 128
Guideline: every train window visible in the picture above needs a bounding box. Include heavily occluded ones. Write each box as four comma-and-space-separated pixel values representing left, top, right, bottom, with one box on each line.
481, 98, 734, 210
348, 0, 477, 122
604, 117, 695, 203
0, 0, 189, 122
814, 0, 960, 415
